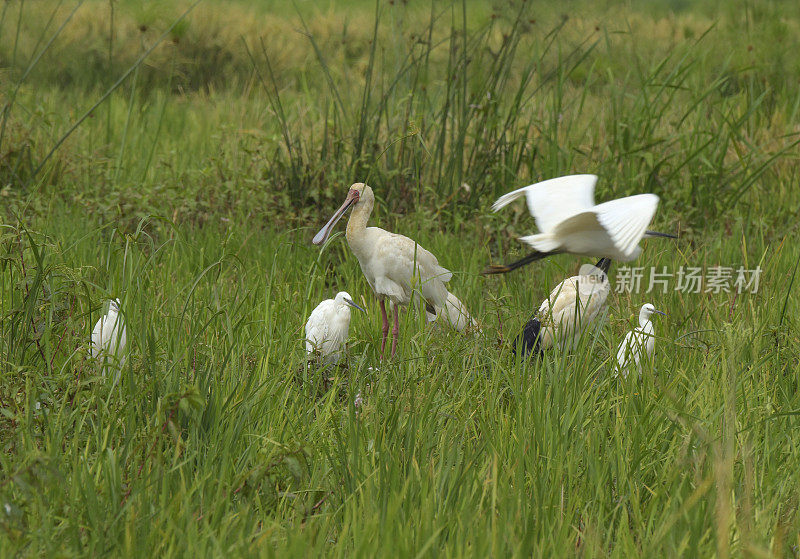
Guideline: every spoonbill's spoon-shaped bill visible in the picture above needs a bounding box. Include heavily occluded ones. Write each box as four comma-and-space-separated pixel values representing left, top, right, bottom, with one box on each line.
312, 183, 457, 357
515, 257, 612, 358
484, 174, 676, 275
312, 188, 360, 245
614, 303, 666, 378
305, 291, 365, 365
90, 298, 127, 377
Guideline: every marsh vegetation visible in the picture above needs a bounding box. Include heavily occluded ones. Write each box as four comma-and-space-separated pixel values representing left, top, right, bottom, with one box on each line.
1, 0, 799, 555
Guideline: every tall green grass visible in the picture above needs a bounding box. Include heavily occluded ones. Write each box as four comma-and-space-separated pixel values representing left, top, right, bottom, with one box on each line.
1, 0, 799, 556
1, 210, 798, 555
1, 0, 798, 228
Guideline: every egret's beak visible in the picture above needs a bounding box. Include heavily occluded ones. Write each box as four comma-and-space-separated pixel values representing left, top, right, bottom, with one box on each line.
344, 298, 366, 313
644, 230, 678, 239
653, 309, 667, 317
312, 189, 360, 245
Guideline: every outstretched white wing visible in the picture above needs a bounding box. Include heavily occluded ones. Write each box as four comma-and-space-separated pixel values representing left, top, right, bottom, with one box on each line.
594, 193, 659, 258
492, 174, 597, 233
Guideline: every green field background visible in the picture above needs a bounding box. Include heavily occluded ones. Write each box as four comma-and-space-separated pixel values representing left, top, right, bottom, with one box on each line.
1, 0, 799, 556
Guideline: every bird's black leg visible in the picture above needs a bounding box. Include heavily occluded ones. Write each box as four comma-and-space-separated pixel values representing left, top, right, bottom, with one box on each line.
482, 250, 558, 276
644, 230, 678, 239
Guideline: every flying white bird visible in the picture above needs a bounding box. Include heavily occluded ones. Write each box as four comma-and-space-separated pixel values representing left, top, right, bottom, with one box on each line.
425, 291, 478, 332
312, 183, 459, 357
516, 258, 612, 357
484, 174, 676, 275
305, 291, 366, 365
614, 303, 666, 378
90, 298, 127, 376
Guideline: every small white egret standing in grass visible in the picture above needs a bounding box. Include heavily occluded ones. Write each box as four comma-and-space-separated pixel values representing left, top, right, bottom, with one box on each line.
312, 183, 462, 357
516, 258, 612, 357
425, 291, 478, 332
305, 291, 366, 365
614, 303, 666, 378
484, 174, 676, 275
90, 298, 127, 376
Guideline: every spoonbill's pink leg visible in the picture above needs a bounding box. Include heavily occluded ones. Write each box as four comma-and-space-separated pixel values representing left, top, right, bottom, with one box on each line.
379, 299, 389, 356
391, 304, 400, 357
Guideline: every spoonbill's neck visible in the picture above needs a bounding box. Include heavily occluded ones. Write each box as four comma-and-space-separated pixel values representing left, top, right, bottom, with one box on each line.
346, 187, 374, 248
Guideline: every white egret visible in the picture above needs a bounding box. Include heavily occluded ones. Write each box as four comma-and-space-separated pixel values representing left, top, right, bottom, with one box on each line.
484, 174, 676, 275
305, 291, 366, 365
312, 183, 456, 357
90, 298, 127, 375
515, 258, 611, 357
425, 291, 478, 332
614, 303, 666, 378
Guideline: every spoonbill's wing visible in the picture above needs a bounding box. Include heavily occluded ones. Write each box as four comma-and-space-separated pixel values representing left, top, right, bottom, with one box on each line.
492, 174, 597, 233
376, 233, 452, 307
594, 193, 659, 259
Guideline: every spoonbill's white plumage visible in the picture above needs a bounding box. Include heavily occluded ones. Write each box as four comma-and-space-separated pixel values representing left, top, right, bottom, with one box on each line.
485, 174, 675, 275
305, 291, 365, 365
516, 258, 612, 357
425, 291, 477, 332
90, 298, 127, 375
312, 183, 456, 357
614, 303, 666, 378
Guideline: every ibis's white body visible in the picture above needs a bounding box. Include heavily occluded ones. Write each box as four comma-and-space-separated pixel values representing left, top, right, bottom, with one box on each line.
615, 304, 660, 378
346, 186, 451, 311
493, 174, 660, 261
425, 291, 477, 332
537, 264, 610, 350
90, 299, 127, 374
305, 292, 356, 365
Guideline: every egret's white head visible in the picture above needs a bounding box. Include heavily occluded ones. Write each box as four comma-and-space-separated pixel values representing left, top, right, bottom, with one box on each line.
639, 303, 666, 323
312, 183, 372, 245
334, 291, 366, 313
109, 298, 121, 313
